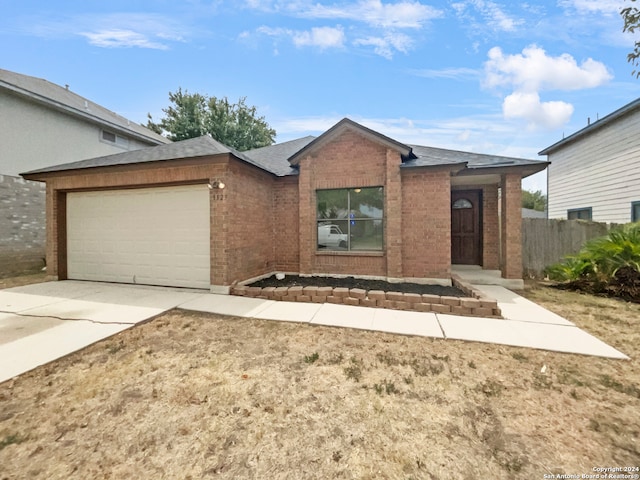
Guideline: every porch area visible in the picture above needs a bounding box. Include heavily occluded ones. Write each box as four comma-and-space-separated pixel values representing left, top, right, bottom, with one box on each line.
451, 265, 524, 290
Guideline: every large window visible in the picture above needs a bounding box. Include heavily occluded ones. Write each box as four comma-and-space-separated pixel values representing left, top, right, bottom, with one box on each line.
316, 187, 383, 251
567, 207, 592, 220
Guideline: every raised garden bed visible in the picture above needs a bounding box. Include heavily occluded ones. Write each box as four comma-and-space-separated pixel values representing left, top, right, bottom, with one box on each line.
233, 274, 502, 318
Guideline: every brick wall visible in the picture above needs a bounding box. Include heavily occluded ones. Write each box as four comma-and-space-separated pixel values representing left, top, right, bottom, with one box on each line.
0, 175, 46, 275
401, 169, 451, 278
482, 184, 500, 269
272, 177, 300, 272
292, 129, 454, 282
501, 173, 523, 278
225, 161, 275, 284
297, 130, 391, 278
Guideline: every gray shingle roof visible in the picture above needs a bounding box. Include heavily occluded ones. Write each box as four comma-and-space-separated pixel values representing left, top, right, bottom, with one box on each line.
0, 68, 168, 146
22, 118, 548, 178
23, 136, 233, 175
406, 144, 544, 169
243, 136, 315, 176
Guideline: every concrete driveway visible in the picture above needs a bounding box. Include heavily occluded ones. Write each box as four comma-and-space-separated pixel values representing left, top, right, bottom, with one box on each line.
0, 281, 204, 383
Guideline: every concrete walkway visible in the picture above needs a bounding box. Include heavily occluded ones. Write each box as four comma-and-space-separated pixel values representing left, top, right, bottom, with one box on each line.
0, 280, 629, 383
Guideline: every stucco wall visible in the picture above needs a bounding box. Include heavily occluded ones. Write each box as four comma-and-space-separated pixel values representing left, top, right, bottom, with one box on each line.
0, 175, 46, 275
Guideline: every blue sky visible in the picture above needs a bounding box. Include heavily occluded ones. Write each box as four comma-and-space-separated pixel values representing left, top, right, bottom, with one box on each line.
2, 0, 639, 191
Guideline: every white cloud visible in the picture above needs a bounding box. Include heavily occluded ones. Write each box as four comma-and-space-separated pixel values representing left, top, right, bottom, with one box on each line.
292, 26, 345, 49
502, 92, 574, 130
354, 32, 412, 59
246, 1, 442, 58
257, 25, 345, 50
301, 0, 443, 29
409, 67, 480, 79
483, 44, 612, 130
80, 29, 169, 49
558, 0, 622, 16
484, 45, 613, 92
24, 13, 186, 49
452, 0, 523, 33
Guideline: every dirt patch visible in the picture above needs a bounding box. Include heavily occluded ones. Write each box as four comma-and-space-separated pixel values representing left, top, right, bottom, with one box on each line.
0, 272, 47, 289
0, 280, 639, 479
553, 266, 640, 303
249, 274, 466, 297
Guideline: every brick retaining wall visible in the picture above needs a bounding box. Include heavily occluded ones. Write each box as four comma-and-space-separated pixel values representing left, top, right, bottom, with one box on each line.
232, 279, 502, 318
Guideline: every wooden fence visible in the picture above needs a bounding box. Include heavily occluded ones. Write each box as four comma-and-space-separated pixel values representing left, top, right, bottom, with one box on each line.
522, 218, 614, 278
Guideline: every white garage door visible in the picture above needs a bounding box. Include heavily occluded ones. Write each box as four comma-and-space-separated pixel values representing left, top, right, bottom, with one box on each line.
67, 185, 210, 289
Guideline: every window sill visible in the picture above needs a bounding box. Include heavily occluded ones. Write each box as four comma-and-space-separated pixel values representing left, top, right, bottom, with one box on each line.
315, 250, 384, 257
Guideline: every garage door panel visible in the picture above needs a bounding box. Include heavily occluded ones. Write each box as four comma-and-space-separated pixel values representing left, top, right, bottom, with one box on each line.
67, 186, 210, 289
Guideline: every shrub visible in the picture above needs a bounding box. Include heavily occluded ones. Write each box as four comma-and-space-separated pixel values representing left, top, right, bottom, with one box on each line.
546, 222, 640, 283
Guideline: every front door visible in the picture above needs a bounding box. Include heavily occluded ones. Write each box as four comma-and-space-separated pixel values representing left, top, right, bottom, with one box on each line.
451, 190, 481, 265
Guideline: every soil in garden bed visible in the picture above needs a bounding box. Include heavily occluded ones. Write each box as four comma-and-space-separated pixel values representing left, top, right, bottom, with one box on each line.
552, 266, 640, 304
248, 274, 467, 297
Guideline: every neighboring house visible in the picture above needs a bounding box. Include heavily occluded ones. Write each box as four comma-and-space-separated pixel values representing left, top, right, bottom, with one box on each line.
540, 97, 640, 223
0, 68, 169, 274
22, 118, 548, 291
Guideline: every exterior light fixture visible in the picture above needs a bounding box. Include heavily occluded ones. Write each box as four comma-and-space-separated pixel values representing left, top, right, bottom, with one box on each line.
208, 180, 226, 189
354, 188, 361, 193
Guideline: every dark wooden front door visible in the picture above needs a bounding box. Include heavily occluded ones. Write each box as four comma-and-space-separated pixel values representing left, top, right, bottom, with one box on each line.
451, 190, 481, 265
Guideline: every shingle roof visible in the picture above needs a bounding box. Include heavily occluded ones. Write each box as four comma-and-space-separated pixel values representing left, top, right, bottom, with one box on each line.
0, 68, 168, 146
23, 136, 234, 175
22, 118, 548, 179
406, 144, 544, 169
243, 136, 315, 176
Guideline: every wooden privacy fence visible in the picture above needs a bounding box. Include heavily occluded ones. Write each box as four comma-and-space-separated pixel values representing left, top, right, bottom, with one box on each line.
522, 218, 614, 278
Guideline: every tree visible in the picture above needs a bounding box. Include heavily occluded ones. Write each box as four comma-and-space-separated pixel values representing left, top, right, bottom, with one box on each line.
622, 0, 640, 78
147, 89, 276, 151
522, 189, 547, 211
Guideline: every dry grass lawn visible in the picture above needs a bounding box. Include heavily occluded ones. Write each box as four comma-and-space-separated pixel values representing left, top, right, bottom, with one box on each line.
0, 279, 639, 479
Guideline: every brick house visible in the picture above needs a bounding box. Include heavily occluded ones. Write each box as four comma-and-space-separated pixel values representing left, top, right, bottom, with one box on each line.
22, 118, 547, 292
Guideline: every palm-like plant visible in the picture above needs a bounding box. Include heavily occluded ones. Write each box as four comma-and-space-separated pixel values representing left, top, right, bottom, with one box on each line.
546, 222, 640, 282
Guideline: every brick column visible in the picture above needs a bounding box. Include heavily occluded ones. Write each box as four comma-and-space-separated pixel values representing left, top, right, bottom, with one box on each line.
211, 174, 229, 288
482, 184, 500, 270
298, 156, 314, 274
500, 173, 523, 279
385, 148, 402, 278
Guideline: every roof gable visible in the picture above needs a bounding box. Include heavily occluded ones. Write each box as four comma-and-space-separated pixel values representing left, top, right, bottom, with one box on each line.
287, 118, 413, 166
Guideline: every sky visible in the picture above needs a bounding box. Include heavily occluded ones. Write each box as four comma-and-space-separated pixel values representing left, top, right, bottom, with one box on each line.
2, 0, 639, 192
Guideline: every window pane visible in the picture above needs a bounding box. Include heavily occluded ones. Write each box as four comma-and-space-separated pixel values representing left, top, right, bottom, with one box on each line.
350, 187, 384, 218
102, 130, 116, 142
568, 208, 591, 220
317, 190, 348, 219
350, 219, 383, 251
317, 220, 349, 250
633, 202, 640, 222
452, 198, 473, 209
